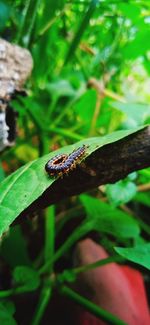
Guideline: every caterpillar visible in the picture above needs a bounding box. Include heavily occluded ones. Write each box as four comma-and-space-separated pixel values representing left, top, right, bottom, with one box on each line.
45, 145, 86, 177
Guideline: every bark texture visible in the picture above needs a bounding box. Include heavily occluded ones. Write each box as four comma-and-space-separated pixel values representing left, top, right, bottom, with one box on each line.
20, 126, 150, 217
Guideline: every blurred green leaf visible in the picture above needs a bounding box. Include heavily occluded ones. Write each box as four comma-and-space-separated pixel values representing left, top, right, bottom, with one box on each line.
74, 89, 97, 133
127, 172, 137, 181
122, 29, 150, 59
46, 80, 76, 98
0, 303, 17, 325
115, 243, 150, 270
106, 180, 137, 207
0, 1, 11, 31
14, 144, 38, 163
2, 301, 15, 317
111, 102, 150, 128
80, 195, 140, 239
0, 225, 31, 268
134, 192, 150, 207
118, 3, 141, 23
138, 168, 150, 183
96, 101, 125, 134
13, 266, 40, 292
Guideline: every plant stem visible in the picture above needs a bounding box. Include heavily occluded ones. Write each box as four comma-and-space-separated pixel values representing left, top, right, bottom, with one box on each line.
65, 0, 98, 64
31, 285, 52, 325
27, 107, 83, 141
60, 285, 127, 325
49, 126, 83, 141
44, 206, 55, 273
16, 0, 31, 43
73, 255, 124, 275
37, 4, 70, 39
25, 0, 42, 47
0, 289, 14, 298
39, 222, 89, 274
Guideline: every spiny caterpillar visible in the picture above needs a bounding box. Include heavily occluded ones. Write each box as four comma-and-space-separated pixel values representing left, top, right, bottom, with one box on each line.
45, 145, 86, 177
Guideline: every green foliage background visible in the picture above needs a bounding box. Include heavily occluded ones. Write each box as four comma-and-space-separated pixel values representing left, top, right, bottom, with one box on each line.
0, 1, 150, 324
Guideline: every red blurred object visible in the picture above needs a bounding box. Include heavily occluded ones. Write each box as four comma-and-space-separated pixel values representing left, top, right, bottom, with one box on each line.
74, 239, 150, 325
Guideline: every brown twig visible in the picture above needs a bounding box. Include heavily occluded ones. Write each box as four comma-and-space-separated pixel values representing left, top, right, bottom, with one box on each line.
19, 126, 150, 218
137, 183, 150, 192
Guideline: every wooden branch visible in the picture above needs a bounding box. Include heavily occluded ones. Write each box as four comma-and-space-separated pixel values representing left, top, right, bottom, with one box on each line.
19, 126, 150, 218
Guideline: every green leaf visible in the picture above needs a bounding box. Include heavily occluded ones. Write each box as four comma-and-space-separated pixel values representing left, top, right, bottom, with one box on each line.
0, 225, 31, 268
122, 29, 150, 59
14, 144, 38, 163
127, 172, 137, 181
118, 3, 141, 23
0, 303, 17, 325
106, 180, 137, 207
13, 266, 40, 292
134, 192, 150, 207
111, 102, 150, 128
138, 168, 150, 183
46, 80, 76, 98
80, 195, 140, 239
74, 89, 97, 133
115, 243, 150, 270
0, 2, 10, 31
0, 126, 147, 236
2, 301, 15, 317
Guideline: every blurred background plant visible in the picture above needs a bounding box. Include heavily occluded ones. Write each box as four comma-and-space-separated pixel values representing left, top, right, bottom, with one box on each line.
0, 1, 150, 324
